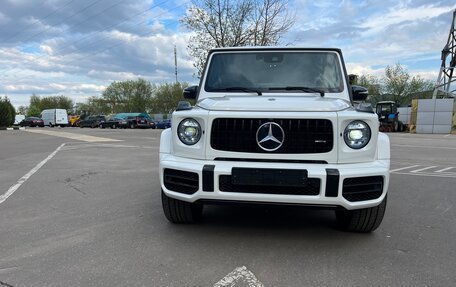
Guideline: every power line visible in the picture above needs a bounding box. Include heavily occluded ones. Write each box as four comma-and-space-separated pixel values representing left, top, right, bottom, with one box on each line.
50, 0, 173, 58
0, 0, 176, 77
3, 0, 78, 42
19, 0, 106, 44
60, 5, 186, 68
1, 17, 185, 83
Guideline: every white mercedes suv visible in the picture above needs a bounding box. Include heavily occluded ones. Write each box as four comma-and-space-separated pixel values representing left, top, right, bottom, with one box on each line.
159, 47, 390, 232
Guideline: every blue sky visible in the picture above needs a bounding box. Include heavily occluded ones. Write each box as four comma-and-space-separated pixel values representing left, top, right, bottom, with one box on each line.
0, 0, 455, 107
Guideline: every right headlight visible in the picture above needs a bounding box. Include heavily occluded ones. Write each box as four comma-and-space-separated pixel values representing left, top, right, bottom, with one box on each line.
178, 118, 202, 145
344, 120, 371, 149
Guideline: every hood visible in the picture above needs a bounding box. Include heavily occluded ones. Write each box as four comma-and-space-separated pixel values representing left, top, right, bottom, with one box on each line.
197, 96, 351, 112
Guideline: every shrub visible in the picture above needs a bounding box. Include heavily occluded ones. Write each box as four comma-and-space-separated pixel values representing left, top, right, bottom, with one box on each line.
0, 97, 16, 127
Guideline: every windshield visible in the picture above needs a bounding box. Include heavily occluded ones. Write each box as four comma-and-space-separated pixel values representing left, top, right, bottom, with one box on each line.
204, 51, 344, 93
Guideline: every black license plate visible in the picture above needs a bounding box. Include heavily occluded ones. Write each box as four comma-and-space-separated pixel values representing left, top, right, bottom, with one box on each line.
231, 168, 308, 187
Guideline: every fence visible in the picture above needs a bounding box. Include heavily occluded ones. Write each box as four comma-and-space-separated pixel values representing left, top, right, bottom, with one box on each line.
409, 99, 455, 134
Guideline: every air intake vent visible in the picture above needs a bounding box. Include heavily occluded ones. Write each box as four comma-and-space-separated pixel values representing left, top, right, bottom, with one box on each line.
211, 118, 333, 154
164, 169, 199, 194
342, 176, 383, 202
219, 175, 320, 195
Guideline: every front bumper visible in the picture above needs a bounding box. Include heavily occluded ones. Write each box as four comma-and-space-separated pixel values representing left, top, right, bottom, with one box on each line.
160, 154, 390, 210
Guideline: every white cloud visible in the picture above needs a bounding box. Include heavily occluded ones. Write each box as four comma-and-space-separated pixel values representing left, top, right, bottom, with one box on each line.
40, 44, 53, 55
0, 11, 8, 24
361, 4, 456, 31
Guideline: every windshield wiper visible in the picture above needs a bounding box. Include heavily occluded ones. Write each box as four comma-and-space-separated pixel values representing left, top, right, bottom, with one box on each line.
213, 87, 262, 96
269, 86, 325, 97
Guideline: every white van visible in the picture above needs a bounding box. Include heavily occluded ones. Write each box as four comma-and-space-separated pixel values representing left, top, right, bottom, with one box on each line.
14, 114, 26, 125
40, 109, 69, 127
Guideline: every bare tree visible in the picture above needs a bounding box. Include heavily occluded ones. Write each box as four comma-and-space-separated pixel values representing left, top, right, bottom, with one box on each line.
182, 0, 295, 76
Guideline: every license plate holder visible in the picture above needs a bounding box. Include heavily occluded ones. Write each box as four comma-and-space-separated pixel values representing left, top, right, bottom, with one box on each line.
231, 168, 308, 187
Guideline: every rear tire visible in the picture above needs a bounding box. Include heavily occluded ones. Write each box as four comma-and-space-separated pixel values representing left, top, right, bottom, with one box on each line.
335, 195, 387, 233
161, 190, 203, 223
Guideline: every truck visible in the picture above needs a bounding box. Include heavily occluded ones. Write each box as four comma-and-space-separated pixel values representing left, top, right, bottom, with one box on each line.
40, 109, 69, 127
375, 101, 405, 132
159, 47, 390, 232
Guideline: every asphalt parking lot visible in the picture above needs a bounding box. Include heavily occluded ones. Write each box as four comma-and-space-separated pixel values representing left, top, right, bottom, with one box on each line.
1, 128, 455, 286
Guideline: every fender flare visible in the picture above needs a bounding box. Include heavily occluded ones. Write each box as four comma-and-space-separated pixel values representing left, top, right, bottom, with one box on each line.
159, 128, 172, 155
376, 132, 390, 160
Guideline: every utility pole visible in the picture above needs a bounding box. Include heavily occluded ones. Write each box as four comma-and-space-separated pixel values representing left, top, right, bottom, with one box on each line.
174, 45, 178, 83
433, 9, 456, 98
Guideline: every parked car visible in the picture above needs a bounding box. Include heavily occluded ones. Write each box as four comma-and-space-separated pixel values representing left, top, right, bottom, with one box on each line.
126, 115, 155, 129
156, 119, 171, 129
19, 117, 44, 127
100, 117, 127, 129
79, 115, 106, 128
41, 109, 69, 127
14, 115, 26, 125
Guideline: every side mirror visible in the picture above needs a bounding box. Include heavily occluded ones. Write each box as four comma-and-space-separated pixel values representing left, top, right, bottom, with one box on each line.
183, 85, 198, 99
352, 85, 368, 101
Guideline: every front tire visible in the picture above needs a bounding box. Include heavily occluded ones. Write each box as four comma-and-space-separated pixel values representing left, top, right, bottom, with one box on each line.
335, 195, 387, 232
161, 190, 203, 223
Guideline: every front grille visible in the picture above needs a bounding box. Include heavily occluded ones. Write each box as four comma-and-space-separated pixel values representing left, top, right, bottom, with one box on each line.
342, 176, 383, 202
219, 175, 320, 195
164, 169, 199, 194
211, 118, 333, 153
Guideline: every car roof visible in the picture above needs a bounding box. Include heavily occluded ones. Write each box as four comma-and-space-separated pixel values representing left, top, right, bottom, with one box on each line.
209, 47, 342, 53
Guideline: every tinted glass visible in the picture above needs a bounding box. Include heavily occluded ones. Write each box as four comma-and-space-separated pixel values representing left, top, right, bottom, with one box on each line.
205, 51, 344, 93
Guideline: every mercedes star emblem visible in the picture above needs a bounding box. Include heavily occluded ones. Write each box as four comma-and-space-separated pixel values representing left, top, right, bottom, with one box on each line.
256, 122, 285, 151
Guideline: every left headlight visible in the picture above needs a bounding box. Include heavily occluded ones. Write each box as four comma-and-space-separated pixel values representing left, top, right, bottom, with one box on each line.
344, 120, 371, 149
178, 118, 202, 145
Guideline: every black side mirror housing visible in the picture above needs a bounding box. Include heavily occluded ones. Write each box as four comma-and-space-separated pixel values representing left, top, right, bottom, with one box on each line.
183, 86, 198, 99
352, 85, 368, 101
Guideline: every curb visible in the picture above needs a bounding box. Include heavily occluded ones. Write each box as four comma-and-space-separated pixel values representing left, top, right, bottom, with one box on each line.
0, 127, 25, 131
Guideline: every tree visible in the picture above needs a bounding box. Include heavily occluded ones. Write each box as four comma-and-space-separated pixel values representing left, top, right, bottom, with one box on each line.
17, 106, 28, 115
182, 0, 295, 76
27, 94, 74, 116
76, 97, 111, 115
382, 64, 434, 106
352, 74, 383, 104
102, 78, 155, 113
149, 82, 190, 114
0, 97, 16, 127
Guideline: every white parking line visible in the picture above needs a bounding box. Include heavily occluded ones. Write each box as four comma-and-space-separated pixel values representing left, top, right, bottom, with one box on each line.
410, 166, 437, 173
435, 167, 454, 173
214, 266, 265, 287
391, 144, 456, 150
390, 165, 420, 173
392, 172, 456, 179
0, 143, 65, 205
24, 129, 122, 142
